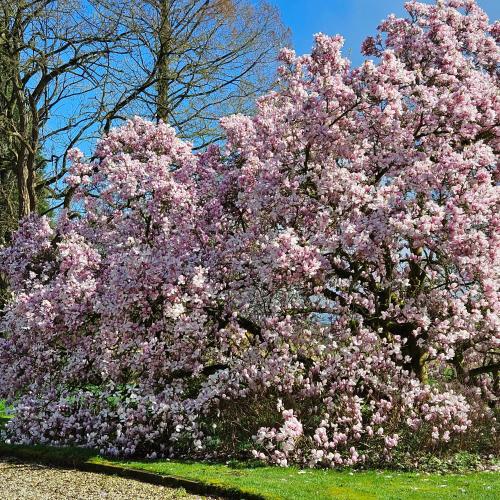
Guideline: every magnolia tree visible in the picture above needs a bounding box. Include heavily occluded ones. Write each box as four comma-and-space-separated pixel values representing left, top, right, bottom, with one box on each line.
1, 0, 499, 467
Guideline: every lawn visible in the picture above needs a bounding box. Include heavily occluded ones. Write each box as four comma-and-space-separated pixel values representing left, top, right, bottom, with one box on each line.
116, 458, 499, 500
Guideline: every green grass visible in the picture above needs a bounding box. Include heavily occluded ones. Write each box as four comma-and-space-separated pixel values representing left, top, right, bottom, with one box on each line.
116, 459, 499, 500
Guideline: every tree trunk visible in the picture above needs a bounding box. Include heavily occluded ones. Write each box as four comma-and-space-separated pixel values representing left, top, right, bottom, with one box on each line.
16, 160, 31, 218
157, 0, 172, 123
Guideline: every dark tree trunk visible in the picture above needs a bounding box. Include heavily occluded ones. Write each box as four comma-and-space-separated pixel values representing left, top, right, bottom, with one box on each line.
157, 0, 172, 123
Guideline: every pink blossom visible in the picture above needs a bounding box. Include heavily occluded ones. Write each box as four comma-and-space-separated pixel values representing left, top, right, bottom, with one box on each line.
0, 0, 498, 467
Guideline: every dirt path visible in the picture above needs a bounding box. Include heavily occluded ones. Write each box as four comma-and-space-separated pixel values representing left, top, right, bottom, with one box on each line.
0, 458, 207, 499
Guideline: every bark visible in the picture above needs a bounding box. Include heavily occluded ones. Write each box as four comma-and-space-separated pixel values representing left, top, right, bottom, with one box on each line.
16, 161, 31, 218
157, 0, 173, 122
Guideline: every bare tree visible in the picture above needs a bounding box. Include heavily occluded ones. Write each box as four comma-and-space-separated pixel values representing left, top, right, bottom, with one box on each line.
0, 0, 289, 220
100, 0, 290, 146
0, 0, 130, 217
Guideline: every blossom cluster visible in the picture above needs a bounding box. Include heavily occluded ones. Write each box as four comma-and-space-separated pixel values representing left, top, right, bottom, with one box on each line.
1, 0, 498, 466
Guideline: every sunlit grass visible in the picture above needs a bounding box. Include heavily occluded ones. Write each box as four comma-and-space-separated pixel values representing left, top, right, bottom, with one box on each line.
0, 400, 10, 430
116, 458, 499, 500
0, 436, 497, 500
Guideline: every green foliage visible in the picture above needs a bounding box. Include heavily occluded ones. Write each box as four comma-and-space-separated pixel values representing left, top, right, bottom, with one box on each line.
0, 400, 12, 431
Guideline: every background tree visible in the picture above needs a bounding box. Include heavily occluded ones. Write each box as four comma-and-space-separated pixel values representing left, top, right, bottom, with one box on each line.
0, 0, 289, 221
0, 23, 48, 308
0, 0, 131, 218
0, 10, 21, 231
100, 0, 290, 146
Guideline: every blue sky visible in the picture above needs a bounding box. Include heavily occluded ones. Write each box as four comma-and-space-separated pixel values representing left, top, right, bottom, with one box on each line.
274, 0, 500, 66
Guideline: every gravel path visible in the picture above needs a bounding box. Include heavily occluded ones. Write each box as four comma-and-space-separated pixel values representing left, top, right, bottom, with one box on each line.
0, 458, 207, 499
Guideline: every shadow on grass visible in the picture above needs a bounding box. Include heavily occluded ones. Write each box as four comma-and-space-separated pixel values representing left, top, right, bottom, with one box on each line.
0, 441, 96, 465
0, 438, 261, 470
